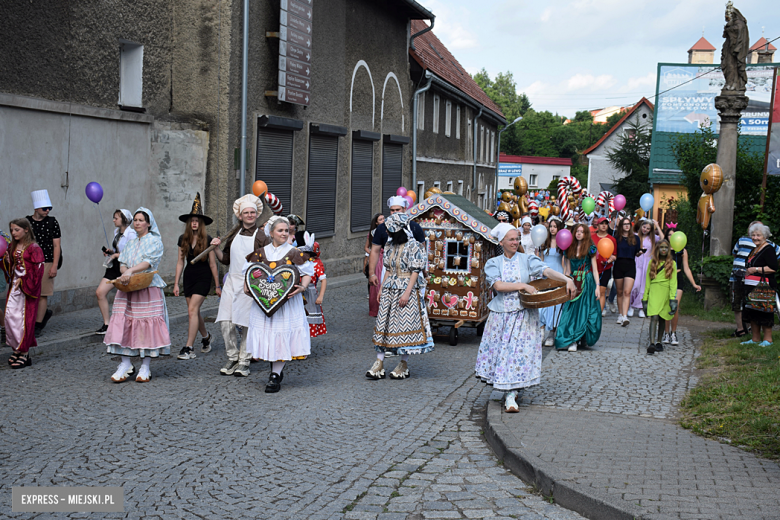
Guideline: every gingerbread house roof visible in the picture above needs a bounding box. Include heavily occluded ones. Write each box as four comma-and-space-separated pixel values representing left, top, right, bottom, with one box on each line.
409, 193, 500, 243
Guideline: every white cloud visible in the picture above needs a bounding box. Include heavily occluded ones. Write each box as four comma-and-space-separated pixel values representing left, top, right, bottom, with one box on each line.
540, 8, 552, 22
423, 0, 479, 50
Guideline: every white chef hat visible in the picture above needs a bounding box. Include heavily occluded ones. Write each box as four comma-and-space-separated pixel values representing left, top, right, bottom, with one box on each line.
31, 189, 52, 209
386, 196, 409, 210
233, 194, 263, 218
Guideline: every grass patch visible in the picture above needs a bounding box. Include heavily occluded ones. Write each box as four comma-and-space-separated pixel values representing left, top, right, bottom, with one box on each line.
678, 291, 733, 323
679, 331, 780, 459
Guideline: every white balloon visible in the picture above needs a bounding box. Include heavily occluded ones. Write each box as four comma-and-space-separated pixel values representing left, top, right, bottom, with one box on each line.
530, 224, 548, 248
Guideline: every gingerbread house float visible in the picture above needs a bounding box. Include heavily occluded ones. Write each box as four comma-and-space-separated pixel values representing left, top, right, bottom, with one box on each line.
408, 194, 499, 345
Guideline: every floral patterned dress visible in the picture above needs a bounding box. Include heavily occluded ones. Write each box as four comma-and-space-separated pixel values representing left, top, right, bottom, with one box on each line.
475, 253, 544, 391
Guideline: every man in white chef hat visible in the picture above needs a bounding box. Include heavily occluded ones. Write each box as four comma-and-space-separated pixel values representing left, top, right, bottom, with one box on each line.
26, 189, 61, 335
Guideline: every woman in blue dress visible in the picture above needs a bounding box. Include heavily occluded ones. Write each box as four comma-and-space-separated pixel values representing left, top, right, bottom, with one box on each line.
475, 223, 576, 413
539, 217, 565, 347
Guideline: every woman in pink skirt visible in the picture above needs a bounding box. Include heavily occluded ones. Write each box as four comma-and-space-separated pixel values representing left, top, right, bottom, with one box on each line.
104, 207, 171, 383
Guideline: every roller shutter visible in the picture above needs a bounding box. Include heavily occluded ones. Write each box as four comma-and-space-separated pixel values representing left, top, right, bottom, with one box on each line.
306, 134, 339, 237
351, 139, 373, 232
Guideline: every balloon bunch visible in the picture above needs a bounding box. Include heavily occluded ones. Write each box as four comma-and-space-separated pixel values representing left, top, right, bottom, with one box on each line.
395, 186, 417, 209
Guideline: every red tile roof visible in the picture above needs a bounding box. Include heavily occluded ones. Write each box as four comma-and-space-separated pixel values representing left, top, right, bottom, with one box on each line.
750, 37, 777, 52
581, 97, 654, 156
688, 37, 716, 52
499, 153, 572, 166
410, 20, 504, 119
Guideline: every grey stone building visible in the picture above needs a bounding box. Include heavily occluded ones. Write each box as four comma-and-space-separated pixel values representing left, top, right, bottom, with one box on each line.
584, 98, 654, 195
0, 0, 444, 312
409, 20, 506, 211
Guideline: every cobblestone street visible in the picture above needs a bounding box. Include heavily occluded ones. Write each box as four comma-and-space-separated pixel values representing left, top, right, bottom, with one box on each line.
0, 282, 582, 519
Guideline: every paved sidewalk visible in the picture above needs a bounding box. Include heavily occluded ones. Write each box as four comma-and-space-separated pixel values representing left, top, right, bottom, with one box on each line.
485, 313, 780, 520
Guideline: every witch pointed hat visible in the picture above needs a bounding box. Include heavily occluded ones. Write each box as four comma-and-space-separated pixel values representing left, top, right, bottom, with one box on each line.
179, 192, 213, 225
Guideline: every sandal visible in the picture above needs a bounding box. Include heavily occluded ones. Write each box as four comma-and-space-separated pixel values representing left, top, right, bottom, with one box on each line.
732, 329, 748, 337
7, 351, 21, 366
10, 353, 31, 369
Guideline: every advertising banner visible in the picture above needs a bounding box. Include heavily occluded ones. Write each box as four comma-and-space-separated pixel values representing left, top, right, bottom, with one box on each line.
655, 63, 776, 135
498, 163, 522, 177
768, 68, 780, 176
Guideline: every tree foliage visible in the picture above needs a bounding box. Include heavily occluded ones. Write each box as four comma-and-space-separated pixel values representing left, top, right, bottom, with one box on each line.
607, 118, 652, 211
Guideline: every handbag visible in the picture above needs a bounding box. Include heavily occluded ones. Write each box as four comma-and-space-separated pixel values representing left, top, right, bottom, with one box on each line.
744, 274, 776, 313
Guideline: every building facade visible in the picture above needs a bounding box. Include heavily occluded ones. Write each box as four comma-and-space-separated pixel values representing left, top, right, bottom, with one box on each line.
496, 154, 572, 192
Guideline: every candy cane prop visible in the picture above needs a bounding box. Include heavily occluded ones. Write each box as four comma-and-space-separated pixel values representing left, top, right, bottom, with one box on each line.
596, 190, 615, 214
528, 200, 539, 218
556, 177, 582, 221
264, 192, 284, 215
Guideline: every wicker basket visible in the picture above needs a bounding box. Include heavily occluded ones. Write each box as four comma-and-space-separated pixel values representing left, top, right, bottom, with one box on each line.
108, 271, 157, 293
519, 278, 570, 309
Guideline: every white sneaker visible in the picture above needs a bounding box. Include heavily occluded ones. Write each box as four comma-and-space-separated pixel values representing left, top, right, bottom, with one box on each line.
110, 362, 134, 383
135, 365, 151, 383
662, 332, 670, 344
617, 314, 625, 325
638, 309, 646, 318
567, 344, 577, 352
622, 316, 630, 327
608, 301, 617, 314
504, 393, 519, 413
627, 308, 634, 317
543, 335, 555, 347
602, 307, 607, 317
670, 332, 679, 345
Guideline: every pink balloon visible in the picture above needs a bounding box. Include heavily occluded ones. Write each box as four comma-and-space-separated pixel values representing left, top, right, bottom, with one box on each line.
613, 194, 626, 211
396, 186, 407, 197
556, 229, 573, 250
403, 195, 414, 208
0, 238, 7, 258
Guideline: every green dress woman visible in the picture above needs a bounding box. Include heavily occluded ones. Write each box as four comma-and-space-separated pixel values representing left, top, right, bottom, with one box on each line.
555, 224, 602, 351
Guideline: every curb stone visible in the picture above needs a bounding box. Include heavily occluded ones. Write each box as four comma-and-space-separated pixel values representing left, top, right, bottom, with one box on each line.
483, 400, 674, 520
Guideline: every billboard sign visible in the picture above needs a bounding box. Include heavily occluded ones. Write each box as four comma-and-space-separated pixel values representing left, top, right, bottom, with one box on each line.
498, 163, 522, 177
655, 63, 776, 135
768, 68, 780, 176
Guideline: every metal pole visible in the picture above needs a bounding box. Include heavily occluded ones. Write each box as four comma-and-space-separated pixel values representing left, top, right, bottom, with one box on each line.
472, 106, 483, 200
239, 0, 249, 196
495, 116, 522, 204
760, 68, 778, 210
412, 72, 433, 190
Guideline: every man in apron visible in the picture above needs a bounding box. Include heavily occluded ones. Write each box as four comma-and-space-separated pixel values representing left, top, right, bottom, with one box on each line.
211, 194, 269, 377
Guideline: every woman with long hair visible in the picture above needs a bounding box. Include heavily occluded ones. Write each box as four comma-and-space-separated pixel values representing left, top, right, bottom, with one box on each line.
366, 213, 432, 381
95, 209, 136, 334
539, 217, 565, 347
554, 223, 601, 352
173, 194, 221, 361
642, 240, 678, 354
662, 226, 700, 345
1, 218, 44, 369
366, 213, 385, 317
613, 217, 641, 326
104, 208, 171, 383
629, 218, 662, 317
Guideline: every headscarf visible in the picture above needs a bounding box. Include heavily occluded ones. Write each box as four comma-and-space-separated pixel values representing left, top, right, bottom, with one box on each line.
490, 223, 516, 243
386, 196, 409, 210
264, 215, 290, 239
385, 213, 414, 244
134, 207, 160, 237
120, 209, 133, 225
494, 210, 510, 221
233, 194, 263, 218
521, 216, 532, 227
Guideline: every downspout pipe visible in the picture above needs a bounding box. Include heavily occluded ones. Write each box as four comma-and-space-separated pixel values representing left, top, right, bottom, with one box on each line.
412, 71, 433, 190
472, 105, 483, 201
239, 0, 249, 196
410, 17, 434, 51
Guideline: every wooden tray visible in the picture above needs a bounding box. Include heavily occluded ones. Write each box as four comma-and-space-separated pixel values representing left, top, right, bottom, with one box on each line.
107, 271, 157, 293
519, 278, 570, 309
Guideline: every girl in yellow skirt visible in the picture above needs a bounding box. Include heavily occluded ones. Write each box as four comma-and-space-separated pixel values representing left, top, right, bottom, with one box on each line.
642, 240, 677, 355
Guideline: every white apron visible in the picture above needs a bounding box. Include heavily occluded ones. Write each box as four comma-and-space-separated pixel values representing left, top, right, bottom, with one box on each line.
216, 229, 258, 327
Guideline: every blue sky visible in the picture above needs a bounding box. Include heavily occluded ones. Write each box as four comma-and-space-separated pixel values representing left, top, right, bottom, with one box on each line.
420, 0, 779, 118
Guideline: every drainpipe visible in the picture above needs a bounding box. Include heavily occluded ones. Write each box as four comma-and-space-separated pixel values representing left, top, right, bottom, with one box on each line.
239, 0, 249, 196
410, 17, 434, 51
412, 71, 433, 190
472, 106, 483, 201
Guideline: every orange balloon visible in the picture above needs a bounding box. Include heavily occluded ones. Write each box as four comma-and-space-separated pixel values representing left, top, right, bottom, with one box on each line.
407, 190, 417, 203
597, 237, 614, 259
252, 180, 268, 197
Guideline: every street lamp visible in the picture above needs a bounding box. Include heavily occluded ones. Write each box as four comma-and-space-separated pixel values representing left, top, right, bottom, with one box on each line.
495, 116, 523, 207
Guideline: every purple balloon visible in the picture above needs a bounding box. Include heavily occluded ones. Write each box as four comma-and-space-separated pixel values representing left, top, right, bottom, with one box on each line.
613, 194, 626, 212
0, 238, 7, 259
85, 182, 103, 203
403, 195, 414, 209
556, 229, 573, 250
396, 186, 408, 197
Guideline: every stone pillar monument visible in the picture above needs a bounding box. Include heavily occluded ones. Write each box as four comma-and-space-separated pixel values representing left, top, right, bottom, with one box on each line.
710, 2, 749, 256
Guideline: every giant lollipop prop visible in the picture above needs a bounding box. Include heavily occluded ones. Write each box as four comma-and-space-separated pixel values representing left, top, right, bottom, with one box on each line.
556, 177, 582, 222
596, 191, 615, 215
264, 192, 284, 215
85, 182, 111, 248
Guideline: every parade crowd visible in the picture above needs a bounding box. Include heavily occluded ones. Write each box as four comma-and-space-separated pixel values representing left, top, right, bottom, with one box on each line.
1, 186, 777, 413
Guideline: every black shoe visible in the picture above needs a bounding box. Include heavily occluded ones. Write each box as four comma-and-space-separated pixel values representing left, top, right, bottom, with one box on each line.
265, 372, 282, 393
95, 324, 109, 335
40, 309, 53, 329
647, 344, 656, 355
200, 333, 212, 353
655, 342, 664, 352
34, 323, 43, 338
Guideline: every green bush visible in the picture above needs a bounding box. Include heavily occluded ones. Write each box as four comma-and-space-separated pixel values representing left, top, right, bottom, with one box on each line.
701, 255, 733, 295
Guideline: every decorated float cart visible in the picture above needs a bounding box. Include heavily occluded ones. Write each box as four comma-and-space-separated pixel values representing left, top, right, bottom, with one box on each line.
408, 194, 499, 346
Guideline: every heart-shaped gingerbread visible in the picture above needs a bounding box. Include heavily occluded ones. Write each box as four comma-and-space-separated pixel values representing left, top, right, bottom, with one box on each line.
442, 294, 459, 309
244, 262, 301, 317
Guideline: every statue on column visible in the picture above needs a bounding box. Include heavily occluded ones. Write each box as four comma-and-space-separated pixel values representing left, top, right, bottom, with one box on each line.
721, 1, 749, 93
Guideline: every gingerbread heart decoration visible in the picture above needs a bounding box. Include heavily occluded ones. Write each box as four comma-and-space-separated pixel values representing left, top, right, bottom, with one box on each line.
244, 262, 301, 317
442, 294, 459, 309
